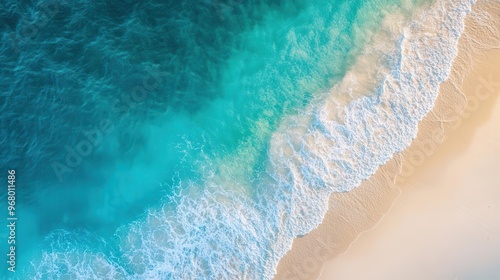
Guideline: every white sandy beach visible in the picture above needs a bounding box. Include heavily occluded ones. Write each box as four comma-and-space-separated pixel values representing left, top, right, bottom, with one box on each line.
319, 49, 500, 280
274, 1, 500, 279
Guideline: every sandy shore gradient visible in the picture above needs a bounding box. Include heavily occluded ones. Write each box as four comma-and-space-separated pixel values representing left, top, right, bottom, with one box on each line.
274, 1, 500, 279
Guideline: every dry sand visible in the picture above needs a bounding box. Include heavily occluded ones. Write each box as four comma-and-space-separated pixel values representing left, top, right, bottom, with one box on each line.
319, 49, 500, 280
274, 1, 500, 279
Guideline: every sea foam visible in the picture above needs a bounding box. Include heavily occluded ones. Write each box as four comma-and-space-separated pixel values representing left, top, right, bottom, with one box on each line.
28, 0, 476, 279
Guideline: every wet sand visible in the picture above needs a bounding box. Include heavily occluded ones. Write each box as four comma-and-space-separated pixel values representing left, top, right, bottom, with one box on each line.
274, 1, 500, 279
319, 49, 500, 280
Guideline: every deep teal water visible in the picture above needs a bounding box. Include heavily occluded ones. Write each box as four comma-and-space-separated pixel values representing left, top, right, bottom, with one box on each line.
0, 0, 465, 278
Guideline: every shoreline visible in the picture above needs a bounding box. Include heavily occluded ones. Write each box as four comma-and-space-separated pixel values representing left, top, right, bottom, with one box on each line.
318, 48, 500, 279
273, 1, 500, 279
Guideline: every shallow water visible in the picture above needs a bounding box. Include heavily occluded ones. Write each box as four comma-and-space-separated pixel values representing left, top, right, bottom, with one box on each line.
0, 0, 473, 278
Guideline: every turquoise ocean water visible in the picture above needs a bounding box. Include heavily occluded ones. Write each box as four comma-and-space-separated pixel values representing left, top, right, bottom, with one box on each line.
0, 0, 475, 278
